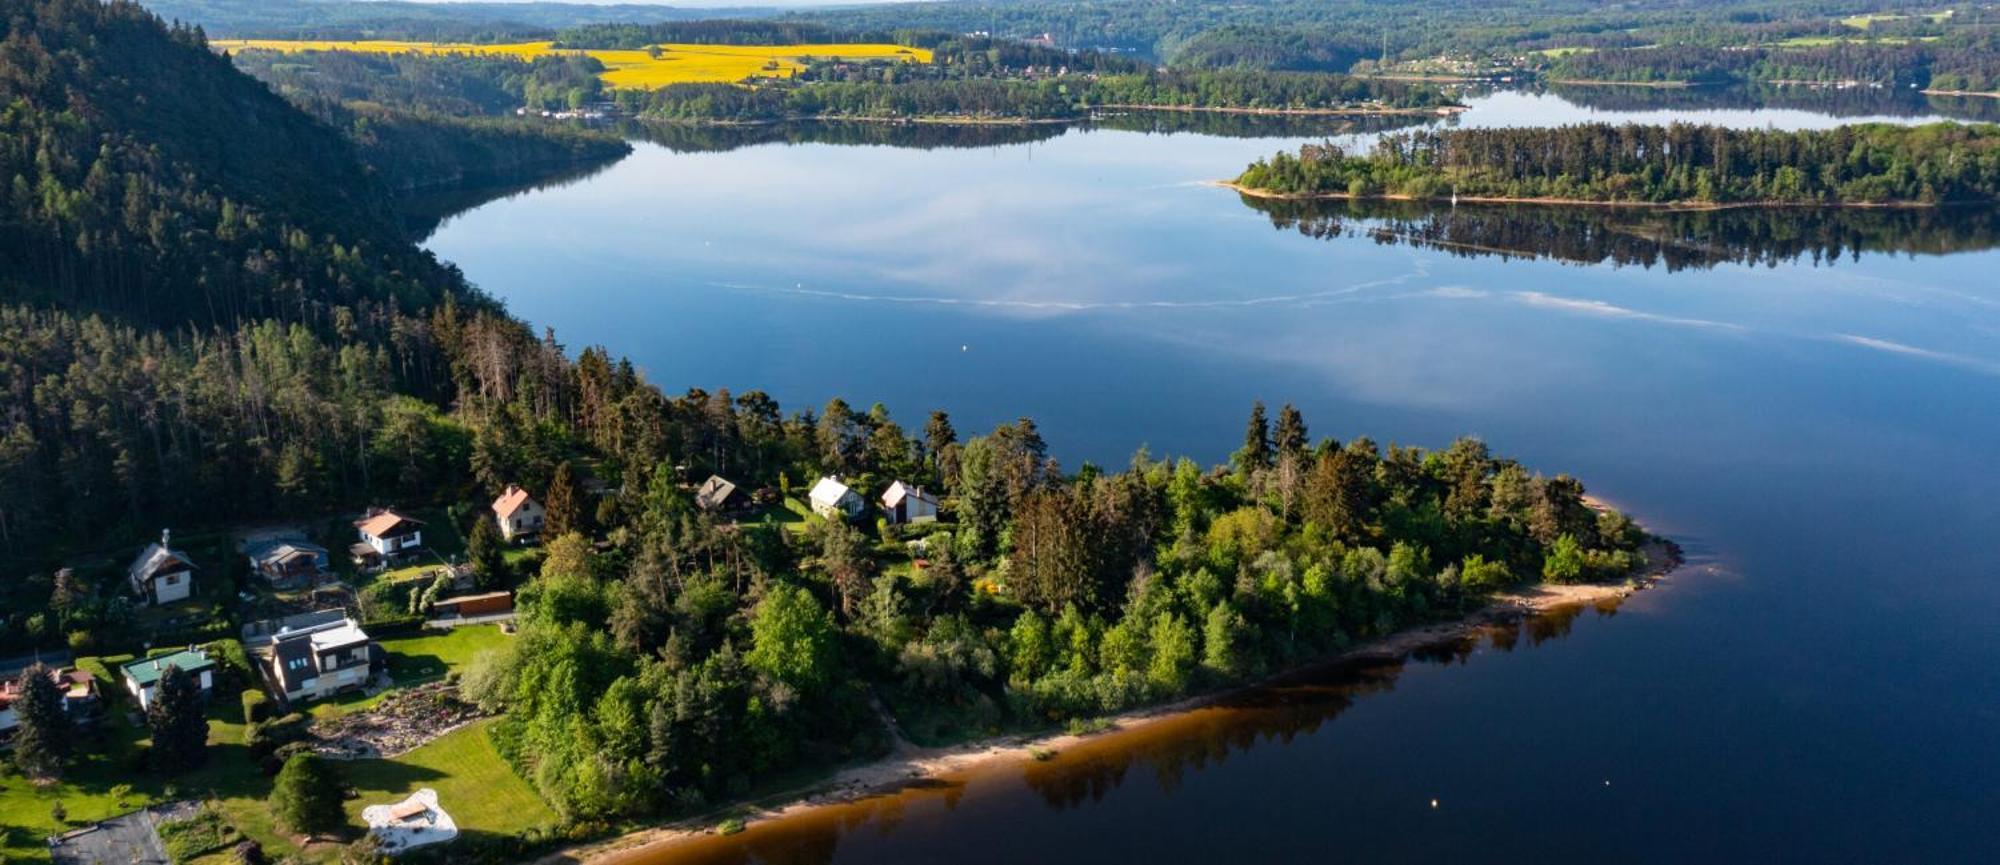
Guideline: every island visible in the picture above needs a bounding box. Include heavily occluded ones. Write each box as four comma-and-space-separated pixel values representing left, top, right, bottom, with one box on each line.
1228, 122, 2000, 208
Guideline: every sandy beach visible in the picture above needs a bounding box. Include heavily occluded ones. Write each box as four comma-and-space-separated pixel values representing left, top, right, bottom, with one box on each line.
546, 536, 1682, 865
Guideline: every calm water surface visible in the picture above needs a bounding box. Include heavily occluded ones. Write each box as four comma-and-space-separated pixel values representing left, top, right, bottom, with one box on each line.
427, 90, 2000, 862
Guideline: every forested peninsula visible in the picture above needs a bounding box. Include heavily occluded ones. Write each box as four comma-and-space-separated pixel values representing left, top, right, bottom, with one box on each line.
1232, 122, 2000, 207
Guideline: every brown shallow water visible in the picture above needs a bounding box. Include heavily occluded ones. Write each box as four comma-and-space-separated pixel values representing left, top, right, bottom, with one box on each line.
599, 598, 1635, 865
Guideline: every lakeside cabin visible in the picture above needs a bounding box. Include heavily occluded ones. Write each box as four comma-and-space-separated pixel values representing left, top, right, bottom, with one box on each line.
353, 507, 425, 567
694, 475, 753, 516
120, 649, 216, 711
809, 476, 864, 520
881, 481, 939, 525
127, 529, 196, 606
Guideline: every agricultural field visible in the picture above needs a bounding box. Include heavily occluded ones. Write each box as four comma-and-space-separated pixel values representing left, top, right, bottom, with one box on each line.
1838, 9, 1954, 30
212, 39, 932, 88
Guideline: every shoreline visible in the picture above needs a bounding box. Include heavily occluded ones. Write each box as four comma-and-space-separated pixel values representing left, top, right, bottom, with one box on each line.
1545, 77, 1698, 88
640, 102, 1466, 128
1091, 102, 1469, 117
1207, 179, 1961, 211
549, 537, 1683, 865
1920, 87, 2000, 99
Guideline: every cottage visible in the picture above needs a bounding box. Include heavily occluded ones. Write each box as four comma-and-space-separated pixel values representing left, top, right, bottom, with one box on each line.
491, 485, 544, 542
694, 475, 752, 515
0, 668, 97, 733
120, 649, 216, 711
128, 530, 196, 606
244, 535, 330, 587
881, 481, 940, 525
259, 610, 381, 703
354, 508, 425, 562
808, 476, 864, 520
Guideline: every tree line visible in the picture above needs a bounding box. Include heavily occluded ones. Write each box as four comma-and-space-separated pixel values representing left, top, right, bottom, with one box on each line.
1237, 122, 2000, 204
1546, 35, 2000, 92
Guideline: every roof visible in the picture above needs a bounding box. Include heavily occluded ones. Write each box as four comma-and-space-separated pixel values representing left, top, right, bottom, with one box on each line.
245, 537, 328, 566
881, 481, 938, 508
809, 476, 856, 506
121, 650, 215, 687
356, 509, 423, 539
271, 636, 314, 692
694, 475, 743, 511
491, 485, 537, 520
128, 543, 195, 584
433, 591, 513, 608
0, 668, 90, 709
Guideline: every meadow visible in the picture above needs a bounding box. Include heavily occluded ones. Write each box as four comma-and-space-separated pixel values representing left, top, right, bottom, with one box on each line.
212, 40, 932, 88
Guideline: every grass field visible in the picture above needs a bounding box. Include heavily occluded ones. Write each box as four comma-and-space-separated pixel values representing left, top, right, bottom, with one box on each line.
342, 720, 554, 839
212, 39, 931, 89
1839, 10, 1953, 30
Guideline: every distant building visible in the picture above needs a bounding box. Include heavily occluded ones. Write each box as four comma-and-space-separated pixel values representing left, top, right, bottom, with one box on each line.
694, 475, 752, 515
128, 530, 196, 606
354, 508, 425, 564
491, 485, 545, 541
120, 649, 216, 711
243, 535, 330, 588
257, 610, 381, 704
0, 667, 98, 734
808, 476, 864, 520
880, 481, 940, 525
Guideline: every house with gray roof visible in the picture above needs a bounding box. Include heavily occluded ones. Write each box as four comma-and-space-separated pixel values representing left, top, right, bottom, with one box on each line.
128, 530, 195, 606
243, 535, 329, 588
253, 610, 382, 704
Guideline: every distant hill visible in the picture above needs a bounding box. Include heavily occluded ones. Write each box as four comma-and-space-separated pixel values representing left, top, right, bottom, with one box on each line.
139, 0, 774, 39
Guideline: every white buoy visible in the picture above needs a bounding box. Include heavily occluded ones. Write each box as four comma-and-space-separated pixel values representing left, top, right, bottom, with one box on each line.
1430, 799, 1439, 809
961, 345, 969, 352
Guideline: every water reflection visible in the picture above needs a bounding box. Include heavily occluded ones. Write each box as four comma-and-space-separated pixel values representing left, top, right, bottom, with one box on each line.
626, 111, 1435, 155
1539, 82, 2000, 124
1241, 197, 2000, 271
398, 157, 625, 238
621, 599, 1630, 865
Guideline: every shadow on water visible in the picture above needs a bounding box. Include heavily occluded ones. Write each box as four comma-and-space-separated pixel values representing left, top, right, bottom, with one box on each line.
1537, 82, 2000, 123
398, 157, 628, 238
620, 598, 1632, 865
1241, 196, 2000, 271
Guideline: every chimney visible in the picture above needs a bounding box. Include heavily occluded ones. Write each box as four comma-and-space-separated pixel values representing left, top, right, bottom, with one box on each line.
161, 527, 171, 548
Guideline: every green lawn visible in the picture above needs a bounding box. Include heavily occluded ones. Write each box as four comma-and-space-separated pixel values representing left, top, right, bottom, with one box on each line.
310, 624, 511, 719
341, 720, 555, 838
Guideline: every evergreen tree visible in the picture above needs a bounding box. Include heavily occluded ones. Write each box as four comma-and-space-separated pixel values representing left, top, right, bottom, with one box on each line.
11, 665, 71, 780
467, 515, 511, 591
1239, 401, 1272, 472
1274, 403, 1309, 458
544, 460, 586, 538
147, 665, 209, 775
269, 753, 345, 836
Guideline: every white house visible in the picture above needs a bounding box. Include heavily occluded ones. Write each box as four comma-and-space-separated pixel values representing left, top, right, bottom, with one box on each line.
120, 649, 216, 711
491, 485, 545, 541
128, 530, 196, 606
881, 481, 939, 524
355, 508, 425, 560
261, 610, 379, 703
808, 476, 864, 520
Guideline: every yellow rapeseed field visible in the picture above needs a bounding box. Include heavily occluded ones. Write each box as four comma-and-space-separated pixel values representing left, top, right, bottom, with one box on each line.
212, 40, 931, 89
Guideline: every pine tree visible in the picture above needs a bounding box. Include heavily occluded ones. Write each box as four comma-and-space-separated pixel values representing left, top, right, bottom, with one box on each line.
147, 665, 209, 775
1239, 402, 1272, 472
269, 753, 345, 837
466, 515, 510, 591
12, 664, 71, 780
1274, 403, 1309, 458
544, 460, 585, 538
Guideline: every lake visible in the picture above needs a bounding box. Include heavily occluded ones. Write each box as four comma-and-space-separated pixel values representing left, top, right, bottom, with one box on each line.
424, 89, 2000, 862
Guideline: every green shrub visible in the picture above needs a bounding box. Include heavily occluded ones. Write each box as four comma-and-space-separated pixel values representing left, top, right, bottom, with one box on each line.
157, 807, 244, 863
716, 817, 746, 836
